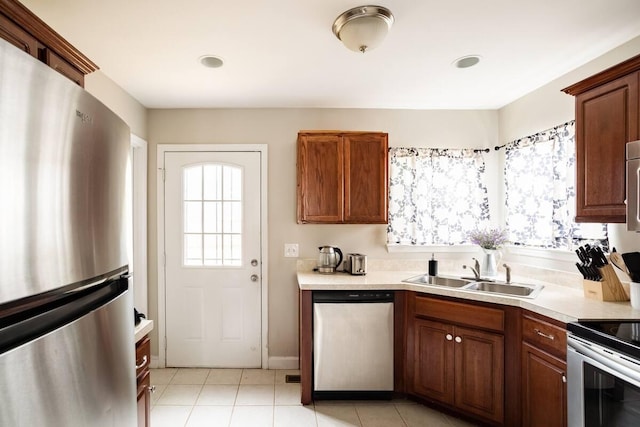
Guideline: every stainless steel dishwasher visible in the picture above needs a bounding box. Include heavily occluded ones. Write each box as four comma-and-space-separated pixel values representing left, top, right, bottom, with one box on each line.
313, 290, 394, 399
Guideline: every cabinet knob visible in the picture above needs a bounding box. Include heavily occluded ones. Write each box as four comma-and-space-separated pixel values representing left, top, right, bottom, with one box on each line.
149, 385, 157, 393
445, 334, 453, 341
562, 375, 567, 383
455, 336, 462, 343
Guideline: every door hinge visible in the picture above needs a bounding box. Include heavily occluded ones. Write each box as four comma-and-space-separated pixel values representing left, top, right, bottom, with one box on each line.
163, 252, 166, 267
159, 167, 165, 181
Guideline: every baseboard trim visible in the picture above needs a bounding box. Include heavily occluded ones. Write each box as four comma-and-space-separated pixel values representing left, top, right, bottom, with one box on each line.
149, 355, 298, 370
268, 356, 299, 370
150, 355, 161, 369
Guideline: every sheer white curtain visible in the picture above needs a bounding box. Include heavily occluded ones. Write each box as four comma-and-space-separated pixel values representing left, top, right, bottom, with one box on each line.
504, 121, 607, 249
387, 148, 490, 245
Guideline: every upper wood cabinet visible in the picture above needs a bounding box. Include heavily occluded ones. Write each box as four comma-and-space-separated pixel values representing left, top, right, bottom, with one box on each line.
562, 54, 640, 223
297, 131, 388, 224
0, 0, 98, 86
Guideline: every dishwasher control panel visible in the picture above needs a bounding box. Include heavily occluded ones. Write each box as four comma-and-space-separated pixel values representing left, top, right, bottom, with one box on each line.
312, 290, 394, 303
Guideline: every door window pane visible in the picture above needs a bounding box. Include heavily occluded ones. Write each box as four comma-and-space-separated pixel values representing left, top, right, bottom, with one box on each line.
182, 163, 243, 266
184, 234, 203, 266
184, 201, 202, 233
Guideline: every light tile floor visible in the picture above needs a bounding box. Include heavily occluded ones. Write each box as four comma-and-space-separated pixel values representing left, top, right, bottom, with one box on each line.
150, 368, 478, 427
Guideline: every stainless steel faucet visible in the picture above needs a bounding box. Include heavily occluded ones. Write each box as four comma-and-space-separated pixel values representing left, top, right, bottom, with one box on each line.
463, 257, 481, 280
503, 263, 512, 284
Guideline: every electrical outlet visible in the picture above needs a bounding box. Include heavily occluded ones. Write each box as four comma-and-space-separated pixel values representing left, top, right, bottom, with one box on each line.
284, 243, 299, 258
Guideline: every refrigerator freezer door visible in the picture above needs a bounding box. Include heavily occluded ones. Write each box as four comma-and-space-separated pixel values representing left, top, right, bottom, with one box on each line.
0, 288, 136, 427
0, 39, 131, 304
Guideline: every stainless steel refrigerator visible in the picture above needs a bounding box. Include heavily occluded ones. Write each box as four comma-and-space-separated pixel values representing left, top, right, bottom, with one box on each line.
0, 39, 136, 426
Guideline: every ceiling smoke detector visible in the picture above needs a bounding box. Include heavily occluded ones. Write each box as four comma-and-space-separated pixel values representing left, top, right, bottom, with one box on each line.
332, 5, 394, 53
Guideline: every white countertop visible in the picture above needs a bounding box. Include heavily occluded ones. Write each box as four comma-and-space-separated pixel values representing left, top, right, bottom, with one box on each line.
297, 270, 640, 324
135, 319, 153, 343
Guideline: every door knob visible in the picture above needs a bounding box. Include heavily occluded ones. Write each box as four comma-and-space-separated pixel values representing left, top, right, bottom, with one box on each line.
251, 259, 258, 266
251, 274, 259, 282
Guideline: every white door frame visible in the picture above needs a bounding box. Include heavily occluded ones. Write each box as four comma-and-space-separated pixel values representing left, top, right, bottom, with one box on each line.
156, 144, 269, 368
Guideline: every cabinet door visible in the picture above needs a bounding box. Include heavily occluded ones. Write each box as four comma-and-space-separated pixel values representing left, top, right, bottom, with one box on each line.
575, 72, 639, 222
522, 343, 567, 427
0, 12, 38, 58
45, 49, 84, 86
413, 318, 455, 405
297, 134, 344, 223
344, 133, 388, 223
454, 326, 504, 424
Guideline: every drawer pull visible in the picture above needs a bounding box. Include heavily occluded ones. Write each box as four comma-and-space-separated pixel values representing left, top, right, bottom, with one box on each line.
534, 328, 555, 341
135, 355, 148, 370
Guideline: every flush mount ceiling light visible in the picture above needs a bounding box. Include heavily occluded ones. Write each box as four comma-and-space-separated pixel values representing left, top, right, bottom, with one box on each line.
199, 55, 224, 68
453, 55, 482, 69
332, 5, 394, 53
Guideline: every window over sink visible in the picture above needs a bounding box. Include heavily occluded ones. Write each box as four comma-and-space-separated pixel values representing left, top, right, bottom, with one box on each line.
386, 120, 608, 252
387, 148, 490, 246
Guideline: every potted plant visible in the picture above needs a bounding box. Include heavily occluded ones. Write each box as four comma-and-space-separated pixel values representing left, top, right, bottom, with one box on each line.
468, 227, 508, 278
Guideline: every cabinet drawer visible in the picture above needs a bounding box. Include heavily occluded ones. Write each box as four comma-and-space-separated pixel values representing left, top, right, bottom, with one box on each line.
135, 336, 151, 379
522, 314, 566, 358
415, 295, 504, 333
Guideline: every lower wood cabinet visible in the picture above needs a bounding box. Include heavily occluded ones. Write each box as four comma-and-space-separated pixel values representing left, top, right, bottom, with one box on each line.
409, 295, 505, 424
413, 318, 504, 423
522, 342, 567, 427
136, 335, 151, 427
521, 311, 567, 427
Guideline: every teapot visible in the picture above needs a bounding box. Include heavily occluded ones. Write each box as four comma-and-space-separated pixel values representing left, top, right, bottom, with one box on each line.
317, 246, 343, 274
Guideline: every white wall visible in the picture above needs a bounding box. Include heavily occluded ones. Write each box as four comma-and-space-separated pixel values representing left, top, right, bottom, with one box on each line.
147, 108, 499, 359
499, 35, 640, 255
85, 70, 148, 140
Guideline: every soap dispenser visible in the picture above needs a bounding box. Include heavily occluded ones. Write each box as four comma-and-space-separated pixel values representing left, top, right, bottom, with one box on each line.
428, 253, 438, 277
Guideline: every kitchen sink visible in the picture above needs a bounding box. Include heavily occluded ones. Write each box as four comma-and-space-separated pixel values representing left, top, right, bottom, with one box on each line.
403, 274, 544, 299
464, 281, 544, 299
403, 275, 471, 288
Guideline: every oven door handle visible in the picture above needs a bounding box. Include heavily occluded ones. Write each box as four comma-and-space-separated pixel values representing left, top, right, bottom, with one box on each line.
568, 336, 640, 387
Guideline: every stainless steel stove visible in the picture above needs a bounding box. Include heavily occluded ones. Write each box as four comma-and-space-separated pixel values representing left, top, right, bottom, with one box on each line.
567, 321, 640, 426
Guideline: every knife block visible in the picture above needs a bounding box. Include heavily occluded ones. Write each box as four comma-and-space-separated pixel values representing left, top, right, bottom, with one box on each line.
583, 264, 629, 301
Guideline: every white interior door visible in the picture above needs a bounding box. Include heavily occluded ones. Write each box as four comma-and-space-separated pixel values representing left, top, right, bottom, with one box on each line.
163, 151, 262, 367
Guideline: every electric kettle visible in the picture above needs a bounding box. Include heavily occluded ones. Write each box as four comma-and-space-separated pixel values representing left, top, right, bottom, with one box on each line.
317, 246, 343, 274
